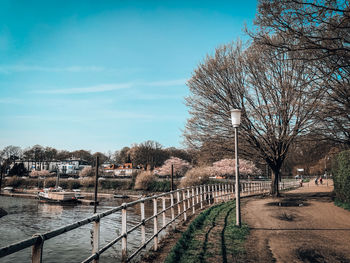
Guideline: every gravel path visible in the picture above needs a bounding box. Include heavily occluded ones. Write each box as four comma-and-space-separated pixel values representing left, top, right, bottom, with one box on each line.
242, 180, 350, 263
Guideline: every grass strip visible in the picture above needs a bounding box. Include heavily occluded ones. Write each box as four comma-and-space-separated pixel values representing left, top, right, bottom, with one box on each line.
198, 204, 227, 263
165, 201, 250, 263
164, 204, 220, 263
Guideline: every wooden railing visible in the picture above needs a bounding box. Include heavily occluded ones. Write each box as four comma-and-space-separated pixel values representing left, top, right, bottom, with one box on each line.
0, 180, 298, 262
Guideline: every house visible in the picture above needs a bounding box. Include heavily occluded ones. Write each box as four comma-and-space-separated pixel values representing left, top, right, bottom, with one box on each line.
114, 163, 137, 176
57, 158, 91, 175
14, 157, 91, 175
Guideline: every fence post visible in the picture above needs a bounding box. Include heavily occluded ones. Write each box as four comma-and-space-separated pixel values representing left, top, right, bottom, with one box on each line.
153, 198, 158, 251
121, 204, 127, 262
177, 191, 181, 217
200, 186, 203, 209
214, 184, 218, 203
170, 193, 175, 229
222, 184, 225, 201
187, 189, 191, 211
192, 188, 195, 214
207, 185, 211, 205
196, 186, 199, 205
220, 184, 223, 202
162, 197, 166, 229
182, 190, 187, 221
32, 234, 44, 263
141, 200, 145, 246
92, 217, 100, 263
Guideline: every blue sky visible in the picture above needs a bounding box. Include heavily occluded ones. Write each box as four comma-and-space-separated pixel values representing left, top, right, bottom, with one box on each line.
0, 0, 257, 153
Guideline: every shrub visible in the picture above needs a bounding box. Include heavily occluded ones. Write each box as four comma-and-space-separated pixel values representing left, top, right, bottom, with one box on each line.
332, 150, 350, 204
180, 166, 212, 188
149, 180, 171, 192
68, 180, 82, 189
30, 170, 51, 178
44, 178, 57, 188
5, 176, 24, 188
79, 167, 94, 177
99, 179, 133, 190
134, 171, 156, 190
81, 178, 95, 188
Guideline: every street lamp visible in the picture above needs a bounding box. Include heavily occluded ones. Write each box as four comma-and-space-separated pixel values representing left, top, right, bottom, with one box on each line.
325, 156, 330, 187
230, 108, 242, 227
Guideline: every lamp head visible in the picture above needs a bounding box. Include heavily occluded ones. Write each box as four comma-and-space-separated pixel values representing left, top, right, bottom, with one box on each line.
230, 108, 241, 128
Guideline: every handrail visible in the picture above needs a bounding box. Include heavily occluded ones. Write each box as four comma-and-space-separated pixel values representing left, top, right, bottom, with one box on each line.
0, 180, 299, 262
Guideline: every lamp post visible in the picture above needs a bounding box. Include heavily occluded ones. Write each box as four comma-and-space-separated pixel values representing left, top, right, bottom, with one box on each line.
230, 108, 242, 227
325, 156, 330, 187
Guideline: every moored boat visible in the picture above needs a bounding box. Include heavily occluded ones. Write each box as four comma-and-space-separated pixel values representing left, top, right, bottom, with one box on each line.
72, 189, 85, 199
38, 187, 77, 203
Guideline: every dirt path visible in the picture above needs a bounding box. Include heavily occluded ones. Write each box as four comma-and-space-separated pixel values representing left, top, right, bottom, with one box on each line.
242, 179, 350, 263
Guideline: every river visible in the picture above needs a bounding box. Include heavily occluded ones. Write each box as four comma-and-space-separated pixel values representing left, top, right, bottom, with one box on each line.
0, 195, 169, 262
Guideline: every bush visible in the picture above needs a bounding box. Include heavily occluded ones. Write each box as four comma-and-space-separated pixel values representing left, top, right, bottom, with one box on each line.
79, 167, 95, 177
5, 176, 24, 188
68, 180, 82, 189
30, 170, 51, 178
180, 167, 211, 188
99, 179, 133, 190
45, 178, 57, 188
149, 180, 171, 192
333, 150, 350, 204
134, 171, 156, 190
81, 178, 95, 188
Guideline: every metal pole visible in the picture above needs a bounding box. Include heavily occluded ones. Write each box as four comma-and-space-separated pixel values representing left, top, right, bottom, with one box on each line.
235, 126, 241, 227
94, 156, 99, 214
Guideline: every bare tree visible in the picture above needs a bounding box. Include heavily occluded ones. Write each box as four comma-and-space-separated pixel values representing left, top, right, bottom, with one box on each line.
1, 145, 22, 161
253, 0, 350, 65
184, 42, 323, 195
129, 140, 169, 170
114, 147, 131, 164
253, 0, 350, 145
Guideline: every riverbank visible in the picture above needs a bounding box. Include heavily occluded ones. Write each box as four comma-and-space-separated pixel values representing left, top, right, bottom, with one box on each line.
140, 180, 350, 263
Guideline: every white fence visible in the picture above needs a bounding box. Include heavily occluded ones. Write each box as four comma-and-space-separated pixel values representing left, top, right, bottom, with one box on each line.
0, 180, 298, 262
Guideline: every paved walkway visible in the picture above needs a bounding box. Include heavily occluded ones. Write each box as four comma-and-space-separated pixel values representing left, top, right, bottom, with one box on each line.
242, 179, 350, 263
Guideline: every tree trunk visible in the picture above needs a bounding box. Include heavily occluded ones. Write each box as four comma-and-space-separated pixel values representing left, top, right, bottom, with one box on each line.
270, 169, 280, 196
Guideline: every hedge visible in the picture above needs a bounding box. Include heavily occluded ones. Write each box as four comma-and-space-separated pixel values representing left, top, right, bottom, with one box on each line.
332, 150, 350, 204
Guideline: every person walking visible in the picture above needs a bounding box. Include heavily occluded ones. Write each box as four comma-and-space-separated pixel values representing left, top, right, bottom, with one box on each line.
320, 177, 323, 184
315, 177, 318, 185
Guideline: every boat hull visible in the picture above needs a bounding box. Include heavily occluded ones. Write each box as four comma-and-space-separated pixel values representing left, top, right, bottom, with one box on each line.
38, 190, 77, 203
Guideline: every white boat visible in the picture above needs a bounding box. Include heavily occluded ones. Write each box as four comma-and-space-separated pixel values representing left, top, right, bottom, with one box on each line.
72, 189, 85, 199
38, 187, 77, 203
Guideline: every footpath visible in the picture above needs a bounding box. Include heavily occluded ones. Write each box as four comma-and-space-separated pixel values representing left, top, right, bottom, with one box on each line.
242, 180, 350, 263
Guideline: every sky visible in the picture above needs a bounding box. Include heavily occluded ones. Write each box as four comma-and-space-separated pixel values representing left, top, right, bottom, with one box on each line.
0, 0, 257, 153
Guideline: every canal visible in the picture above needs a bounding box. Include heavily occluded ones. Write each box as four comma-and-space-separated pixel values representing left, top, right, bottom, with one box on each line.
0, 195, 168, 262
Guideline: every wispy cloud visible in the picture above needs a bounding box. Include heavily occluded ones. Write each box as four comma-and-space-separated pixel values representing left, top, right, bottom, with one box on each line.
34, 83, 132, 94
142, 78, 188, 87
32, 78, 187, 95
0, 65, 105, 74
